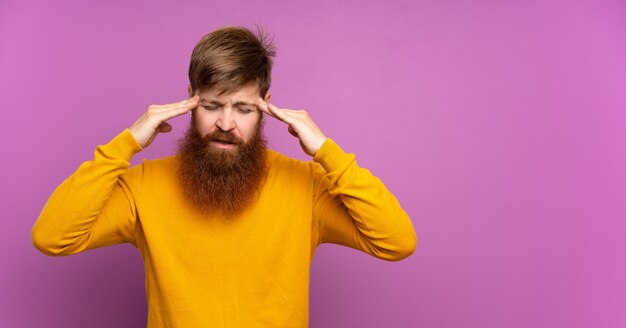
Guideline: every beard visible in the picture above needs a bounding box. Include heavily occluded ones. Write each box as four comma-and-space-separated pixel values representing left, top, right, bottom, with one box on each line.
176, 116, 268, 219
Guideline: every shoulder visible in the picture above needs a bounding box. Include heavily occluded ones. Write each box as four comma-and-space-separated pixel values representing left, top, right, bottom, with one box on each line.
265, 148, 325, 180
142, 155, 178, 171
121, 155, 178, 184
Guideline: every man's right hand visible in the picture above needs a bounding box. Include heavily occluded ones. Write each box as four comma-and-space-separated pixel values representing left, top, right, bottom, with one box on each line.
129, 95, 199, 148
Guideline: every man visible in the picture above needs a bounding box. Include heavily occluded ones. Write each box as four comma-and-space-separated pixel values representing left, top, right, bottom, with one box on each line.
32, 26, 417, 327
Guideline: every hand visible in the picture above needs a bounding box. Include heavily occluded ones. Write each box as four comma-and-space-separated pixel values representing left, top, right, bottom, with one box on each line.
257, 99, 327, 156
129, 95, 199, 148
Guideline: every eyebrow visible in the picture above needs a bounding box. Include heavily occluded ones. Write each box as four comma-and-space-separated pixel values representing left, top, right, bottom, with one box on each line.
200, 99, 257, 108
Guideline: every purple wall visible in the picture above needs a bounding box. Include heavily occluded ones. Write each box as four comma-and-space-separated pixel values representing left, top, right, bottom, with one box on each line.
2, 0, 626, 327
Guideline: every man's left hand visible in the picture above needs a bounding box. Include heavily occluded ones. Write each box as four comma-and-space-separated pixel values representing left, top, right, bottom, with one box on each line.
257, 99, 327, 156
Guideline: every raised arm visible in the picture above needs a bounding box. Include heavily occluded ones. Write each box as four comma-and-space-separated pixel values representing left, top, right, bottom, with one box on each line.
256, 98, 416, 261
311, 139, 417, 261
32, 96, 199, 256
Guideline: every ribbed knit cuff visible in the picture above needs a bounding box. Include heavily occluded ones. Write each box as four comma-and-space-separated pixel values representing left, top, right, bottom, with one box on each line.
100, 129, 144, 160
313, 138, 353, 173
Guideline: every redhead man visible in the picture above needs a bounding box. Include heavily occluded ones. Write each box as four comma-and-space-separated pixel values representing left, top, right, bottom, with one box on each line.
32, 26, 417, 327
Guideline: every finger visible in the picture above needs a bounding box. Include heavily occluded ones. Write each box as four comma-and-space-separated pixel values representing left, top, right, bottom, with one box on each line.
266, 102, 296, 124
156, 96, 199, 120
257, 99, 277, 118
151, 96, 199, 112
156, 104, 195, 122
170, 95, 199, 111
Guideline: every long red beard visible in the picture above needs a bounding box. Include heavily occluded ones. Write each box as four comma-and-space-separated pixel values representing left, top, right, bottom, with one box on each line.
176, 117, 268, 219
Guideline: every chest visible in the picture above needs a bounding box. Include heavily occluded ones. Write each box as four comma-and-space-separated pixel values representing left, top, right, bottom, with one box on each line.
134, 169, 317, 269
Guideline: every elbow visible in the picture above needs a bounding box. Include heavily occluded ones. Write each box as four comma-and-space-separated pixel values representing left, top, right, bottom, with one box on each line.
31, 223, 67, 257
378, 209, 418, 262
376, 227, 417, 262
387, 231, 417, 262
364, 214, 418, 262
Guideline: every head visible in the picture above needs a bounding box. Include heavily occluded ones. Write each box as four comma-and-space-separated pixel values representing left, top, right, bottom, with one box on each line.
177, 26, 276, 218
187, 25, 275, 158
188, 25, 275, 101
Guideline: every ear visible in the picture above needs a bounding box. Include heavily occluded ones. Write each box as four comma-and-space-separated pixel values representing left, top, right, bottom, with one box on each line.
264, 91, 272, 103
187, 84, 193, 97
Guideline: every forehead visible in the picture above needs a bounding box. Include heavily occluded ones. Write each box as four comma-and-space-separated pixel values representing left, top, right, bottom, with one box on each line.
198, 83, 260, 102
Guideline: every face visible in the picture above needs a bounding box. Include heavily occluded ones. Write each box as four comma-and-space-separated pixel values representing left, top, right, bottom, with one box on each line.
178, 83, 271, 217
190, 83, 270, 150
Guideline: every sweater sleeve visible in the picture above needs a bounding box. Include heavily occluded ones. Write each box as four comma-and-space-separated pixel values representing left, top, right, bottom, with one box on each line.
312, 139, 417, 261
32, 129, 144, 256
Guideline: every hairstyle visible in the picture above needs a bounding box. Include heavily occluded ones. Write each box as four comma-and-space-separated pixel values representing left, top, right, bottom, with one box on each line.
188, 26, 276, 97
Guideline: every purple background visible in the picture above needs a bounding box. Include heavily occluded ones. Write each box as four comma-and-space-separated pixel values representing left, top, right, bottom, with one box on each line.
2, 0, 626, 327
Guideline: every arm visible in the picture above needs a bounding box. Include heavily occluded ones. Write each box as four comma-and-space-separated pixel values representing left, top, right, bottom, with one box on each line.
311, 139, 416, 261
256, 99, 417, 261
32, 130, 143, 256
32, 96, 200, 256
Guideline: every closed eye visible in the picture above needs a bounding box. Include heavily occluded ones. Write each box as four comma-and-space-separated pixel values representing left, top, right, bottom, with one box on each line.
238, 107, 254, 114
202, 105, 219, 111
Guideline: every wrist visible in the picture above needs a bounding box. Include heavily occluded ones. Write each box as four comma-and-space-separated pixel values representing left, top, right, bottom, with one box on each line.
309, 134, 328, 157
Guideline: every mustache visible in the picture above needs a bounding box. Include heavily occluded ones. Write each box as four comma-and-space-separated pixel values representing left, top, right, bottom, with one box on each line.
203, 130, 243, 145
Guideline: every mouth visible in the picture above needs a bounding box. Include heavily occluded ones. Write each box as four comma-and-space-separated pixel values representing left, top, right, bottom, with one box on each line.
210, 140, 238, 149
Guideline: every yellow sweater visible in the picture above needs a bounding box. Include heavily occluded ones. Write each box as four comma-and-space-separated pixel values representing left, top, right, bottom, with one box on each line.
32, 129, 417, 327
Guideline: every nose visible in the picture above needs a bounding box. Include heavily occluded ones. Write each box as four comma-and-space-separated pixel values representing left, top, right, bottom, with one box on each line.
216, 109, 236, 132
